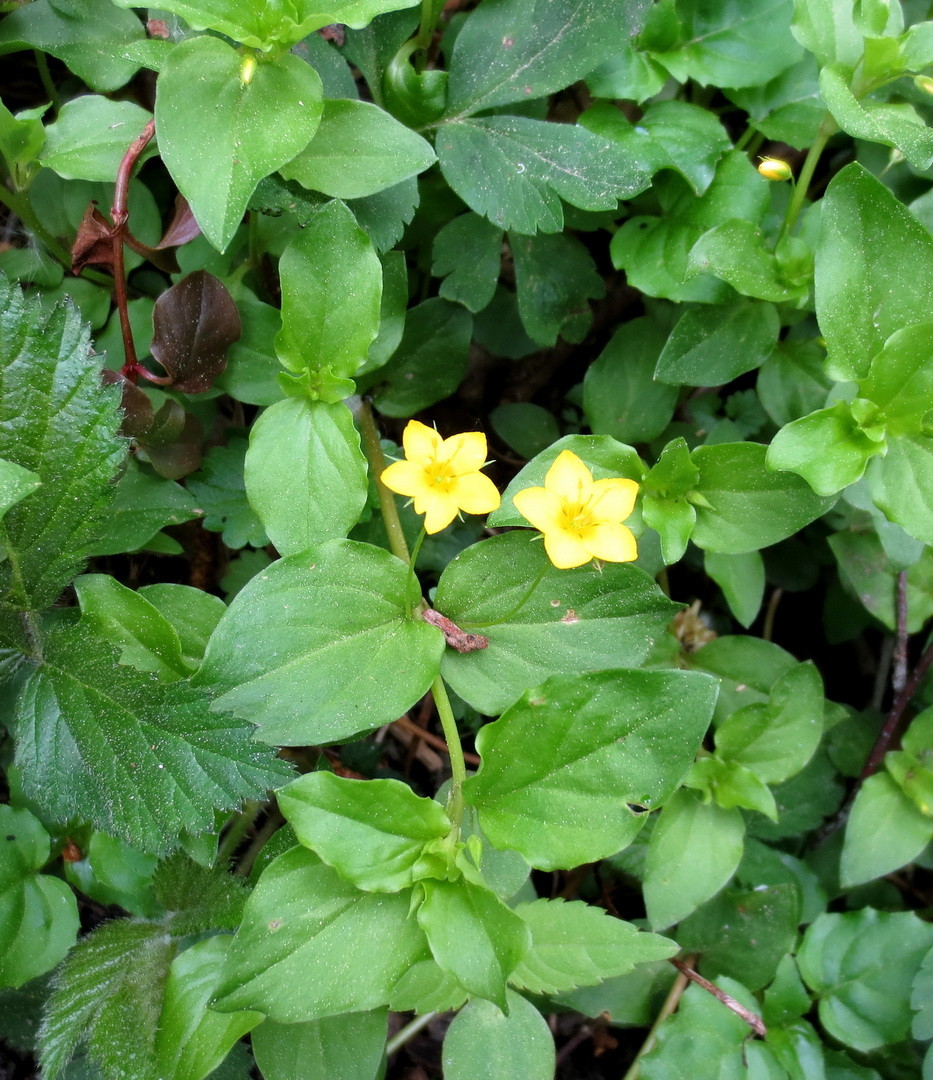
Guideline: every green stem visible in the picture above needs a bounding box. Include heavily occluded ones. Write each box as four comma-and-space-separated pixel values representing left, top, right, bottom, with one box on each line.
415, 0, 445, 51
621, 961, 692, 1080
357, 399, 411, 564
461, 563, 548, 629
217, 800, 262, 865
733, 125, 756, 153
234, 810, 282, 878
432, 675, 467, 833
386, 1011, 438, 1055
32, 50, 61, 115
0, 184, 73, 265
779, 115, 837, 241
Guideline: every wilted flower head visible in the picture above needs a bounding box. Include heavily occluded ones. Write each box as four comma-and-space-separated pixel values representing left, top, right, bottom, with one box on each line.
512, 450, 639, 569
381, 420, 500, 534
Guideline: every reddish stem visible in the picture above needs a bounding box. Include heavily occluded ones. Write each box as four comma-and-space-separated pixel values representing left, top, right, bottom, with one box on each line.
669, 959, 767, 1038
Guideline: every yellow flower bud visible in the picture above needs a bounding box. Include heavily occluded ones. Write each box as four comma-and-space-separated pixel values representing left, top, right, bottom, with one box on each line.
757, 157, 792, 182
915, 75, 933, 95
240, 55, 257, 85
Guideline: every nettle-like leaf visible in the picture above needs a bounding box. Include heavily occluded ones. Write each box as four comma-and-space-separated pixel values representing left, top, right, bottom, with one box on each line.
12, 621, 291, 855
0, 275, 125, 616
196, 540, 445, 745
187, 438, 268, 550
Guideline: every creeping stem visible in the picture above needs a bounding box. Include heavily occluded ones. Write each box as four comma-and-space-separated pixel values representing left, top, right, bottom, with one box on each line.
432, 675, 467, 833
357, 400, 411, 564
779, 114, 837, 241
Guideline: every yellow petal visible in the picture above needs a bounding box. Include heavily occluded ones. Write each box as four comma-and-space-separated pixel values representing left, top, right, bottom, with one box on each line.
588, 478, 639, 523
513, 487, 564, 532
581, 522, 638, 563
444, 431, 488, 475
421, 492, 459, 534
543, 526, 592, 569
381, 460, 430, 498
451, 472, 500, 514
545, 450, 593, 502
403, 420, 441, 464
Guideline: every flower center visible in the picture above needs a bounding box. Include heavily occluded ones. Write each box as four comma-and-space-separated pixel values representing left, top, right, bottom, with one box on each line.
425, 460, 455, 490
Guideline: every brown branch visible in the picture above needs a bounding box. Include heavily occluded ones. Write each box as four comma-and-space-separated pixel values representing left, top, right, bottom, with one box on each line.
669, 959, 767, 1038
422, 608, 489, 653
892, 569, 909, 694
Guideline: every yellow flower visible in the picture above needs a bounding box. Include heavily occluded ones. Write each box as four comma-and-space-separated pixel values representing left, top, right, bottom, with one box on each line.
512, 450, 638, 569
757, 157, 792, 182
381, 420, 501, 534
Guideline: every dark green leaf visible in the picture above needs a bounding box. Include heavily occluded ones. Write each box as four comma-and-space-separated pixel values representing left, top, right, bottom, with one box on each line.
187, 439, 267, 550
726, 55, 825, 149
829, 529, 933, 632
489, 404, 560, 460
153, 853, 249, 935
757, 340, 833, 427
704, 550, 765, 627
655, 301, 780, 386
432, 213, 503, 313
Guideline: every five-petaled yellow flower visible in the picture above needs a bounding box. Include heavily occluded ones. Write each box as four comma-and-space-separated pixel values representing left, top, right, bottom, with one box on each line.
381, 420, 501, 534
513, 450, 639, 569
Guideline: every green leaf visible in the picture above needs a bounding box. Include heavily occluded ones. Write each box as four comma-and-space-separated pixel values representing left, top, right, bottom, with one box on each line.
112, 0, 419, 50
509, 231, 604, 346
676, 884, 798, 991
686, 756, 778, 819
73, 573, 190, 680
714, 662, 824, 785
39, 96, 153, 182
829, 530, 933, 632
39, 919, 176, 1080
445, 0, 651, 117
12, 621, 290, 855
816, 164, 933, 381
389, 958, 468, 1014
360, 251, 408, 374
510, 898, 677, 995
418, 878, 530, 1008
860, 323, 933, 432
0, 459, 40, 521
155, 937, 262, 1080
155, 38, 323, 251
790, 0, 863, 68
642, 437, 699, 564
435, 532, 678, 717
243, 399, 367, 556
64, 830, 159, 919
643, 789, 745, 930
840, 772, 933, 887
216, 292, 283, 407
580, 99, 731, 196
797, 909, 933, 1052
275, 200, 382, 387
0, 805, 79, 989
0, 0, 146, 92
820, 64, 933, 170
252, 1010, 388, 1080
651, 0, 803, 88
912, 946, 933, 1041
583, 316, 678, 445
369, 299, 472, 417
442, 990, 555, 1080
867, 435, 933, 545
463, 669, 719, 870
586, 39, 668, 104
196, 540, 445, 745
690, 442, 833, 554
281, 98, 435, 198
432, 213, 503, 314
757, 340, 833, 427
726, 55, 825, 149
153, 853, 249, 935
0, 276, 125, 612
490, 404, 560, 460
686, 220, 809, 302
187, 439, 268, 550
277, 772, 450, 892
436, 116, 649, 235
704, 550, 765, 627
655, 300, 780, 386
213, 847, 427, 1022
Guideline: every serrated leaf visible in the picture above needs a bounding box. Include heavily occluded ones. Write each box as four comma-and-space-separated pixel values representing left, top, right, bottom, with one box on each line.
187, 439, 268, 550
0, 458, 40, 520
213, 847, 427, 1022
12, 621, 291, 855
510, 898, 676, 995
153, 854, 249, 935
432, 213, 503, 314
196, 540, 445, 745
464, 669, 718, 869
436, 115, 649, 235
0, 276, 125, 612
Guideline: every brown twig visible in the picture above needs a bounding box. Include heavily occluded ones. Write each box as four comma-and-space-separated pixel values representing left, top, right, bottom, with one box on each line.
892, 570, 909, 694
669, 958, 767, 1038
621, 958, 693, 1080
422, 608, 489, 652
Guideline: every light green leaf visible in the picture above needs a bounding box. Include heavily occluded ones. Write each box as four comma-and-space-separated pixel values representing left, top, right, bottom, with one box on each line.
435, 531, 678, 717
213, 847, 427, 1022
154, 937, 262, 1080
0, 805, 79, 990
418, 878, 530, 1009
704, 550, 765, 627
389, 958, 468, 1014
13, 622, 291, 855
155, 37, 323, 250
686, 220, 808, 302
252, 1011, 388, 1080
798, 909, 933, 1051
859, 323, 933, 432
655, 300, 780, 386
867, 435, 933, 545
643, 789, 745, 930
464, 669, 718, 870
691, 442, 833, 553
277, 771, 450, 892
40, 96, 153, 181
841, 772, 933, 887
816, 164, 933, 381
442, 990, 555, 1080
686, 756, 778, 819
275, 199, 382, 385
445, 0, 651, 117
244, 399, 367, 556
196, 540, 445, 745
282, 98, 435, 198
361, 251, 408, 374
216, 292, 283, 406
642, 437, 700, 565
0, 459, 40, 521
511, 898, 677, 995
436, 115, 649, 235
432, 213, 503, 313
790, 0, 863, 68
